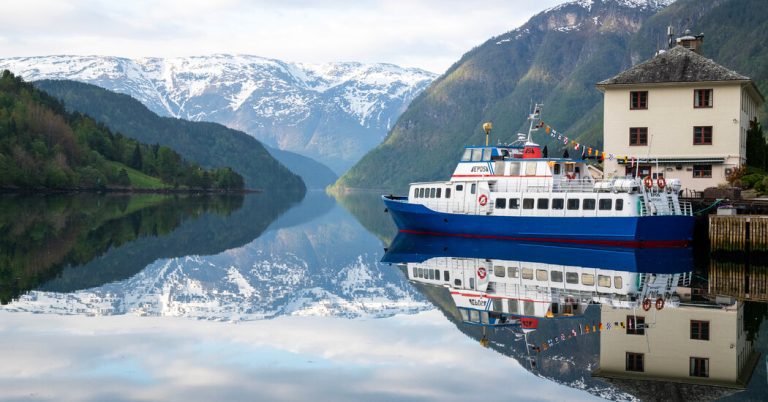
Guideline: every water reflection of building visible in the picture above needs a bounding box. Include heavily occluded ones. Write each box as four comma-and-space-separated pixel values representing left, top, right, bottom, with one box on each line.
594, 297, 759, 389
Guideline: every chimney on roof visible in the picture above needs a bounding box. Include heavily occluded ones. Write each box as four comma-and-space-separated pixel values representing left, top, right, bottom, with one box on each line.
676, 29, 704, 54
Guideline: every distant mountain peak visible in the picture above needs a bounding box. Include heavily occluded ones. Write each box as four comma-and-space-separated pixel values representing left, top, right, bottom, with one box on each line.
0, 54, 436, 173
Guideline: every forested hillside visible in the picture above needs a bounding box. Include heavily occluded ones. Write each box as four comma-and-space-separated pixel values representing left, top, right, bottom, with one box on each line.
35, 79, 307, 192
0, 70, 243, 191
336, 0, 768, 192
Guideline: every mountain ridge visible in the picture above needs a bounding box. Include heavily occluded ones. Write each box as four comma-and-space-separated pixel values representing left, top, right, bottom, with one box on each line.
0, 54, 436, 173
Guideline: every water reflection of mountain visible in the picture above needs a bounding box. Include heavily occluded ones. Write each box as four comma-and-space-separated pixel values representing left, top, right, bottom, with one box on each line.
4, 194, 430, 320
334, 191, 397, 244
386, 235, 768, 401
0, 194, 252, 303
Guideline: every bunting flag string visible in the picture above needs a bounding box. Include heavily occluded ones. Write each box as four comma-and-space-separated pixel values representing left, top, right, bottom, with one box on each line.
534, 319, 631, 354
537, 120, 644, 165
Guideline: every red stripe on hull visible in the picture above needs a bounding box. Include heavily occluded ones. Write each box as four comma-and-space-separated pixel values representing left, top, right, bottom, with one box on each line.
398, 229, 690, 248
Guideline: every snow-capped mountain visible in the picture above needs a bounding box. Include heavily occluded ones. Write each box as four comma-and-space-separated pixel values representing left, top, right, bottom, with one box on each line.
0, 55, 436, 173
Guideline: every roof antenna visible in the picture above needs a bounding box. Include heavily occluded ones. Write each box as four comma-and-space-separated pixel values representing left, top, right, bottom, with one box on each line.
667, 25, 675, 49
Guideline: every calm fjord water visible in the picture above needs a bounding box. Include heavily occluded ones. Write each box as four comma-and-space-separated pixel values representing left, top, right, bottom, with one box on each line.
0, 192, 765, 401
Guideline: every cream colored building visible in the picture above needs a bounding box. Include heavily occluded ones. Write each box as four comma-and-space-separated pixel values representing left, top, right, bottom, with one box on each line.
597, 44, 764, 193
593, 301, 758, 388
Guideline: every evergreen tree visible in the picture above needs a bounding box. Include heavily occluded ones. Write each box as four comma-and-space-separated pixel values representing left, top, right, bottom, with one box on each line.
130, 143, 143, 170
746, 118, 766, 170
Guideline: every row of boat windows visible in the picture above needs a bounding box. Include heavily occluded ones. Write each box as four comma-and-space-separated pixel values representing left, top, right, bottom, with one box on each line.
495, 265, 623, 288
413, 187, 452, 199
413, 265, 624, 289
495, 197, 624, 211
461, 148, 493, 162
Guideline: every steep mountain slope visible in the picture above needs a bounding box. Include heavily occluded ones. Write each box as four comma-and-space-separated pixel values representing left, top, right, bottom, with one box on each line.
337, 0, 768, 192
0, 55, 436, 173
335, 0, 674, 192
0, 71, 244, 191
34, 80, 307, 192
263, 145, 337, 190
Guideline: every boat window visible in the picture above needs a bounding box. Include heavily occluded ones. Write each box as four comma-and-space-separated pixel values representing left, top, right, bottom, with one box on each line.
412, 267, 417, 277
522, 268, 534, 280
509, 162, 520, 176
537, 198, 549, 209
495, 198, 506, 209
566, 272, 579, 284
482, 148, 492, 161
567, 199, 580, 210
614, 276, 623, 289
616, 199, 624, 211
434, 269, 440, 279
551, 271, 563, 282
494, 266, 505, 277
554, 164, 561, 175
582, 273, 595, 286
509, 199, 520, 209
552, 198, 564, 210
469, 278, 475, 289
583, 199, 596, 210
456, 184, 463, 191
524, 301, 535, 316
471, 149, 483, 161
460, 309, 469, 322
413, 188, 419, 198
508, 267, 518, 278
445, 189, 451, 198
444, 271, 450, 281
470, 183, 476, 194
430, 188, 436, 198
599, 199, 612, 210
523, 198, 534, 209
598, 275, 611, 287
536, 269, 548, 281
492, 299, 503, 312
418, 268, 423, 278
461, 149, 472, 161
428, 269, 434, 280
436, 188, 442, 198
469, 310, 479, 323
454, 279, 462, 287
508, 300, 519, 314
480, 311, 490, 325
525, 162, 537, 176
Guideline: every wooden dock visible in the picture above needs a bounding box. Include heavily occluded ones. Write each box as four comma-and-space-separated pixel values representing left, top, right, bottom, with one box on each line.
709, 215, 768, 251
709, 259, 768, 302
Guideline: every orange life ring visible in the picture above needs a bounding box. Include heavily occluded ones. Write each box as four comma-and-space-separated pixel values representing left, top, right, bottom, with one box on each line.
655, 298, 664, 310
657, 177, 666, 189
478, 194, 488, 206
477, 267, 487, 279
642, 299, 651, 311
643, 176, 653, 189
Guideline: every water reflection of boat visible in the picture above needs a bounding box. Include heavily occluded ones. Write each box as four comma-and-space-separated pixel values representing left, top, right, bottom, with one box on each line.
384, 233, 764, 395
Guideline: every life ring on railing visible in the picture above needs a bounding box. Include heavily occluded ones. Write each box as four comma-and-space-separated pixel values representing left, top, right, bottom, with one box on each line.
642, 299, 651, 311
478, 194, 488, 206
655, 298, 664, 310
657, 177, 666, 189
477, 267, 487, 279
643, 176, 653, 189
566, 173, 576, 180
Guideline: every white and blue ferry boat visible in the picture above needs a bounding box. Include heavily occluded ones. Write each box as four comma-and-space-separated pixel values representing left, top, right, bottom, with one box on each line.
383, 105, 695, 247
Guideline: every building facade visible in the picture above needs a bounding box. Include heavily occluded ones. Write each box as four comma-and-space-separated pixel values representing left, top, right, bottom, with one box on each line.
597, 44, 763, 193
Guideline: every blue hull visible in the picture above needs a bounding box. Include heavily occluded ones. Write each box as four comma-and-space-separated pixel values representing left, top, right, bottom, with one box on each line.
383, 196, 695, 248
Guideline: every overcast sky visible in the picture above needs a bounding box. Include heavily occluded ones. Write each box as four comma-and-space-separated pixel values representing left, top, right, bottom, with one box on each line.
0, 0, 568, 73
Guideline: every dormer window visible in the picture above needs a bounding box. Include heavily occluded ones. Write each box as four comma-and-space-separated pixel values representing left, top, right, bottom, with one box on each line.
694, 89, 713, 108
630, 91, 648, 110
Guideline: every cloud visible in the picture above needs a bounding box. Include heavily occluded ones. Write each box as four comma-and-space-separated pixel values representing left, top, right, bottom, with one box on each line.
0, 0, 567, 73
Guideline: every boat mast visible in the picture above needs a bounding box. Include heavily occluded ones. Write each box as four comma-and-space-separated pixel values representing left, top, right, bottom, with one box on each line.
527, 103, 543, 143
